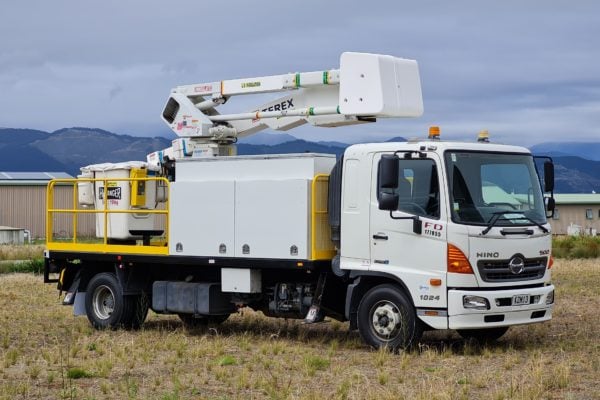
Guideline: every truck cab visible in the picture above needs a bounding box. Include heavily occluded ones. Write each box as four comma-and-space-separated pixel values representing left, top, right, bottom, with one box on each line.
335, 138, 554, 347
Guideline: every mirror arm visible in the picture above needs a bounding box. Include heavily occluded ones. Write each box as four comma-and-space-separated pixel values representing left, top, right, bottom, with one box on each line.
388, 212, 422, 235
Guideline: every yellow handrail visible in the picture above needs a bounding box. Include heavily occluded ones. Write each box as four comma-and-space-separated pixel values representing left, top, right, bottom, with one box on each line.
46, 176, 170, 256
311, 174, 336, 260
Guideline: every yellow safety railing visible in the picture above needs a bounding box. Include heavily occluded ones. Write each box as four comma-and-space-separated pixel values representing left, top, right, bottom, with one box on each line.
46, 177, 170, 256
311, 174, 336, 260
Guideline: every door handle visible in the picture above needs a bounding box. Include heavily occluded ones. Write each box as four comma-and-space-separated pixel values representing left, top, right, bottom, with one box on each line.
372, 233, 388, 240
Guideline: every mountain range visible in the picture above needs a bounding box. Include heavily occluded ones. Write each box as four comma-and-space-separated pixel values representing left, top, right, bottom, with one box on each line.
1, 128, 599, 193
529, 142, 600, 161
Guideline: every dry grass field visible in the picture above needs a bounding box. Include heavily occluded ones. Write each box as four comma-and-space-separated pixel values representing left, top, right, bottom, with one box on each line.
0, 244, 45, 261
0, 259, 598, 400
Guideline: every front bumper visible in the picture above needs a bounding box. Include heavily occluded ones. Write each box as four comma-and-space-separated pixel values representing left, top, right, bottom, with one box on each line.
448, 285, 554, 329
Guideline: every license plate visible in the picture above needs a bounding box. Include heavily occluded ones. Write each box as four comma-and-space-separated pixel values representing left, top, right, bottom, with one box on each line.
512, 294, 530, 306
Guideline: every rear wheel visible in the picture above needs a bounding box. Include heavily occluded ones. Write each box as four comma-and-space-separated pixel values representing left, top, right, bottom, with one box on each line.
357, 284, 422, 351
85, 273, 148, 329
457, 327, 509, 343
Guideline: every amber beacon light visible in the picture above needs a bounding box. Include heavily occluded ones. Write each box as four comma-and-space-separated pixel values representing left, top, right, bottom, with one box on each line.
428, 126, 440, 140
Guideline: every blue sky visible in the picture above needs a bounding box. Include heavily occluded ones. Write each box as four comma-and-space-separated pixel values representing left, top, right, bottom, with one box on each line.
1, 0, 598, 146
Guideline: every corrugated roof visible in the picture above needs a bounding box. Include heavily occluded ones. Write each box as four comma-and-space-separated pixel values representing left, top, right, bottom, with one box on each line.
0, 226, 22, 231
0, 172, 73, 180
554, 194, 600, 205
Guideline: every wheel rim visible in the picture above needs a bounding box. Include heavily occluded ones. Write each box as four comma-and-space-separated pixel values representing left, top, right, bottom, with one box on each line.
92, 285, 116, 320
370, 300, 403, 342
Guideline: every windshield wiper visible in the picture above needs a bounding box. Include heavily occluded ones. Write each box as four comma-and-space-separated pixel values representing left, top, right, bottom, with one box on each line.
481, 211, 548, 235
514, 214, 549, 234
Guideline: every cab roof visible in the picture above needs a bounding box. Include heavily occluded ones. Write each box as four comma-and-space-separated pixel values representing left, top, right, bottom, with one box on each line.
345, 140, 531, 156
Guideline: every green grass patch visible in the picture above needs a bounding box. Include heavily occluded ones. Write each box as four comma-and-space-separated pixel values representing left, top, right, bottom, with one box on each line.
303, 355, 330, 376
0, 259, 44, 275
66, 367, 93, 379
552, 236, 600, 259
216, 355, 237, 366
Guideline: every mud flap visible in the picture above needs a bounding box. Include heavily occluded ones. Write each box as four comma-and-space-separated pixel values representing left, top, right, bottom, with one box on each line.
303, 273, 327, 324
62, 272, 81, 305
73, 292, 87, 316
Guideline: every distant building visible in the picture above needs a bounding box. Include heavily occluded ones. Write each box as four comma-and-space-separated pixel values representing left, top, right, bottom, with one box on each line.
0, 226, 25, 245
0, 172, 95, 239
550, 194, 600, 235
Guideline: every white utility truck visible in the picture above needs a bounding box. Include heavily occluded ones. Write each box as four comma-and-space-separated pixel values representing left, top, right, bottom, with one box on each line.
44, 52, 556, 350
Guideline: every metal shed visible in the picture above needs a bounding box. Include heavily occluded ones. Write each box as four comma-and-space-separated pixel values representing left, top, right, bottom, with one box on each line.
549, 194, 600, 235
0, 226, 24, 244
0, 172, 95, 239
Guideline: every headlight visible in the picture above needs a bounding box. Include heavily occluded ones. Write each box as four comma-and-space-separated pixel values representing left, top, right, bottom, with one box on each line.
545, 290, 555, 305
463, 295, 490, 310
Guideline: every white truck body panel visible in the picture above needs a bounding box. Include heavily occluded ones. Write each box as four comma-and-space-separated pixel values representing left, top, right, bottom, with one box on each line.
176, 153, 335, 181
221, 268, 261, 293
169, 154, 336, 259
235, 179, 309, 258
169, 181, 235, 257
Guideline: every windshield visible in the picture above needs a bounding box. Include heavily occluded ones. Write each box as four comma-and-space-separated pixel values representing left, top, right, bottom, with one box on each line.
444, 151, 547, 226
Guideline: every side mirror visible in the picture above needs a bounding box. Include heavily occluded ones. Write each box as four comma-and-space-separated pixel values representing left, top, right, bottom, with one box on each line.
544, 161, 554, 192
377, 154, 399, 211
412, 217, 422, 235
379, 193, 399, 211
545, 197, 556, 218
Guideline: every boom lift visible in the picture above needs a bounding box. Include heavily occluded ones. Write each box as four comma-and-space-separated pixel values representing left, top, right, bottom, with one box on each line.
44, 52, 556, 351
150, 51, 422, 162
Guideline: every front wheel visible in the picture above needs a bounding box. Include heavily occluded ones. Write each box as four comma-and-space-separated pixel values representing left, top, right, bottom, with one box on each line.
85, 273, 148, 330
357, 284, 422, 351
457, 327, 509, 343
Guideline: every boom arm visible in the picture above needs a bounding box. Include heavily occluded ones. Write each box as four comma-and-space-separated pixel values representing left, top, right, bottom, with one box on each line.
149, 52, 423, 167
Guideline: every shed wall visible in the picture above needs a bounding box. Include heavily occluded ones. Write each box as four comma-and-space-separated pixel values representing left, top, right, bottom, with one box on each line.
0, 229, 24, 245
0, 185, 95, 238
549, 204, 600, 235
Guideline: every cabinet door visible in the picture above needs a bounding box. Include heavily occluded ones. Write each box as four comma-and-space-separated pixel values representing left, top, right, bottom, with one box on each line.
169, 181, 235, 257
235, 179, 309, 259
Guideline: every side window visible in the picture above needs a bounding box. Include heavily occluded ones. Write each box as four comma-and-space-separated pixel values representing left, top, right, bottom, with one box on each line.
395, 159, 439, 219
585, 209, 593, 220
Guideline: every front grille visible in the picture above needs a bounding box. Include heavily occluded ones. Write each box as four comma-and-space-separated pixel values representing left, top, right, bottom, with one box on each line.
477, 257, 547, 282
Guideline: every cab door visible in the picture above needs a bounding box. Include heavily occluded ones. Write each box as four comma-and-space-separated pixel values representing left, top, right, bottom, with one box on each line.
369, 152, 448, 308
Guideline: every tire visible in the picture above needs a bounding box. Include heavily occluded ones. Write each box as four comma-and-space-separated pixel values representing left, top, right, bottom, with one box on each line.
85, 273, 148, 330
357, 284, 422, 351
457, 327, 509, 343
126, 294, 149, 329
178, 313, 230, 328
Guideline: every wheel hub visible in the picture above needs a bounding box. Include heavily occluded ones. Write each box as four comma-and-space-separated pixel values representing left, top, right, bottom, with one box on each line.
371, 302, 401, 339
92, 285, 115, 320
